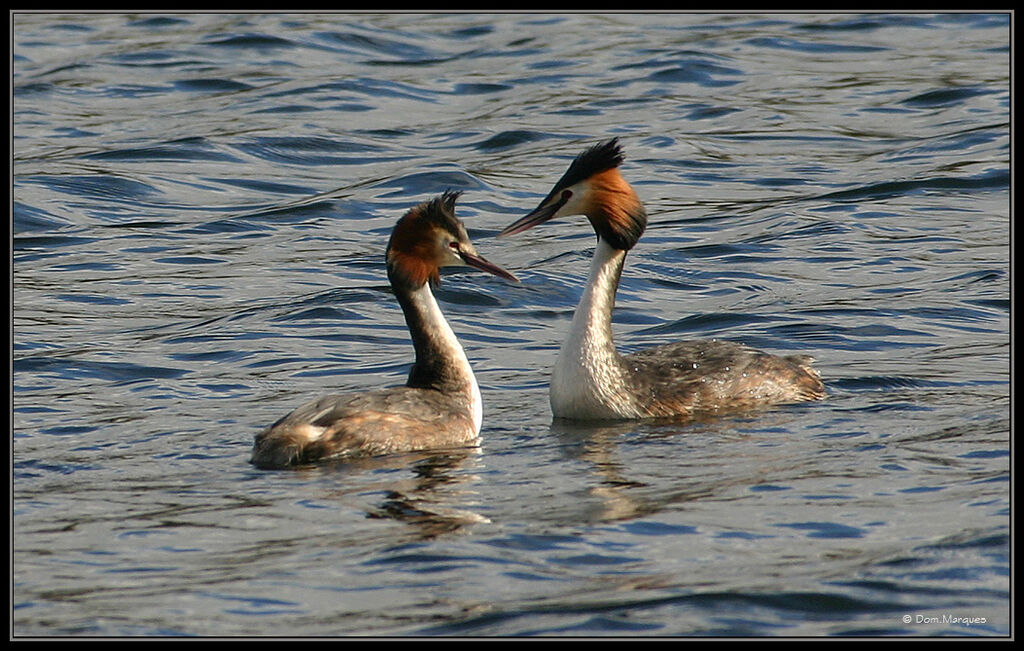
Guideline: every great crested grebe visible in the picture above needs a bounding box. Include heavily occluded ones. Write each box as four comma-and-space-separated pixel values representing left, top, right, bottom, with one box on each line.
500, 138, 825, 420
251, 191, 518, 469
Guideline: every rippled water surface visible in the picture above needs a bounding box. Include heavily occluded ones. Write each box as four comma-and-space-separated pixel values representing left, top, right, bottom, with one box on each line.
13, 12, 1010, 637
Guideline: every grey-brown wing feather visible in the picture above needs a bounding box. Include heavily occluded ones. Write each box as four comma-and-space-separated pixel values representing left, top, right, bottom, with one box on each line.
623, 340, 824, 416
251, 387, 476, 469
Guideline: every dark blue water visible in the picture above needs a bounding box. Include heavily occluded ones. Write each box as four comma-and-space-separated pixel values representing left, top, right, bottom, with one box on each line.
13, 13, 1009, 637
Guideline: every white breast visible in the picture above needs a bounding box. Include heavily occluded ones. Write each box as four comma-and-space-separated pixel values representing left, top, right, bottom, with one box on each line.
548, 239, 642, 420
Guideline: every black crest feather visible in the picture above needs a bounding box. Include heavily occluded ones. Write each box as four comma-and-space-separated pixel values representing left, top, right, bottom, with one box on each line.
419, 189, 464, 233
552, 137, 624, 193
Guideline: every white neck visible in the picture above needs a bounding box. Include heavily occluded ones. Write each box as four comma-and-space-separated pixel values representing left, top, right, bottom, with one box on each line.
402, 284, 483, 433
549, 238, 640, 419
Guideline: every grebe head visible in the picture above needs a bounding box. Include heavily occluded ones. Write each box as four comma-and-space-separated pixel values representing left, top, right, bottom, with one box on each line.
387, 190, 518, 291
499, 137, 648, 250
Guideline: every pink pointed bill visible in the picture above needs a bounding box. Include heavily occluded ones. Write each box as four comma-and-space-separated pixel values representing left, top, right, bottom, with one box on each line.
459, 250, 519, 283
498, 192, 570, 237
